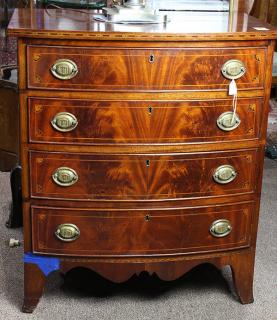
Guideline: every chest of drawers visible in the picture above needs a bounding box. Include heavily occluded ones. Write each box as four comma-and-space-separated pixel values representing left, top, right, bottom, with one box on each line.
8, 6, 277, 313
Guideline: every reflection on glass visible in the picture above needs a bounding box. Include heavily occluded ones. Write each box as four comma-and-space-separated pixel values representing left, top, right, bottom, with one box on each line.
228, 0, 253, 32
16, 0, 258, 34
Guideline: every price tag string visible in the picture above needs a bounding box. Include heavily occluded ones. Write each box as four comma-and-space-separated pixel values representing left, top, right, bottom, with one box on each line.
229, 79, 238, 125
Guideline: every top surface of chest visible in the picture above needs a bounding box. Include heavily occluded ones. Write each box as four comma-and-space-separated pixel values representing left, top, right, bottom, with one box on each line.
7, 6, 277, 41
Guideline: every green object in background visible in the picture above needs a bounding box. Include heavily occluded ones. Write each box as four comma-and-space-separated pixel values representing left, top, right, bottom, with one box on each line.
38, 0, 106, 9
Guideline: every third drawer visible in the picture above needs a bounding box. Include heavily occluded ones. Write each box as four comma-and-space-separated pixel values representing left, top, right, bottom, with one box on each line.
29, 149, 257, 200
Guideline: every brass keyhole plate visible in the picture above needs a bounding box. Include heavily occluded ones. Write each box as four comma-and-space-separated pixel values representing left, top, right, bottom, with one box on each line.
145, 214, 151, 221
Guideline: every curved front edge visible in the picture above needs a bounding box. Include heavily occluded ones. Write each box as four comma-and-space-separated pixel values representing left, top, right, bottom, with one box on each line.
60, 257, 220, 283
58, 249, 255, 304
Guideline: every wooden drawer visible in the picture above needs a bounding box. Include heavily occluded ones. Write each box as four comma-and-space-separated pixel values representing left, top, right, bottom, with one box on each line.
31, 203, 253, 256
30, 152, 148, 200
29, 97, 261, 145
29, 150, 257, 200
27, 45, 265, 91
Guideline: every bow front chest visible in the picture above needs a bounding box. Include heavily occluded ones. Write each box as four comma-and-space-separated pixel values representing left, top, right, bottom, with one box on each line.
8, 6, 277, 312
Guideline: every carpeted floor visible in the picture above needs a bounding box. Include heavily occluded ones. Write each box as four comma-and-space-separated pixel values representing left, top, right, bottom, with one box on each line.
0, 29, 17, 66
0, 159, 276, 320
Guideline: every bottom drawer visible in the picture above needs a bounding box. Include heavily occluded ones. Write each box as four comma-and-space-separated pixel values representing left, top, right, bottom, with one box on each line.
32, 203, 253, 257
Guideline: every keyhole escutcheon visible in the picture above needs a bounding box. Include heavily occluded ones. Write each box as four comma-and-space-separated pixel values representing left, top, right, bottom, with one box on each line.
145, 214, 151, 222
149, 54, 155, 63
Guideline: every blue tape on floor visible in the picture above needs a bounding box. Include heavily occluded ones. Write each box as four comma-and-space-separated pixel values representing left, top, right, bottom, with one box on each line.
24, 253, 60, 276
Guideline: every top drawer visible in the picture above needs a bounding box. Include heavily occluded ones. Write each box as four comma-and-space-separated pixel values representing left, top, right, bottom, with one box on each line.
27, 45, 266, 91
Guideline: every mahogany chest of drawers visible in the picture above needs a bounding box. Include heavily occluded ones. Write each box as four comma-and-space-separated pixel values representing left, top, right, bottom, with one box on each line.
8, 6, 277, 313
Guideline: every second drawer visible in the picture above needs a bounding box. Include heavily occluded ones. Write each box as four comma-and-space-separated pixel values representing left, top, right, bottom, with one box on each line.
29, 150, 257, 200
28, 97, 261, 145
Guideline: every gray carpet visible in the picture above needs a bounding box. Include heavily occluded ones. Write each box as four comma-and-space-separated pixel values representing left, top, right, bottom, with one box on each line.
0, 159, 276, 320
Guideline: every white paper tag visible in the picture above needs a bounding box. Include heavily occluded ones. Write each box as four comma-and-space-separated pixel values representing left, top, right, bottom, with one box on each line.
229, 79, 237, 96
253, 27, 270, 31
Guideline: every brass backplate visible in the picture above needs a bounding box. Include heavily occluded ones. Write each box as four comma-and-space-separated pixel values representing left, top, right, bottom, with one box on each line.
51, 112, 78, 132
217, 111, 241, 131
210, 219, 232, 238
51, 59, 78, 80
213, 165, 237, 184
55, 223, 80, 242
52, 167, 78, 187
221, 59, 246, 80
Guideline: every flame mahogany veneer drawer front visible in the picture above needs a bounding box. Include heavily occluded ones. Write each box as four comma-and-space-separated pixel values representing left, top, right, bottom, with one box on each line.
29, 149, 257, 201
27, 45, 265, 91
32, 203, 253, 256
29, 97, 261, 145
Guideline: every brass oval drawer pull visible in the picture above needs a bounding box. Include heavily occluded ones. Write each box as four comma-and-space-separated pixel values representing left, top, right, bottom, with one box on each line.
210, 219, 232, 238
55, 223, 80, 242
221, 59, 246, 80
51, 112, 78, 132
52, 167, 78, 187
217, 111, 241, 131
213, 165, 237, 184
51, 59, 78, 80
